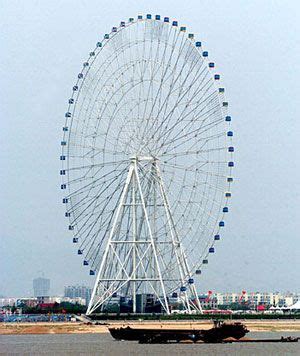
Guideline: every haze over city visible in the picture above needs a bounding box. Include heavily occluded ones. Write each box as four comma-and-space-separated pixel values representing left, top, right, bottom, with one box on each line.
1, 0, 299, 298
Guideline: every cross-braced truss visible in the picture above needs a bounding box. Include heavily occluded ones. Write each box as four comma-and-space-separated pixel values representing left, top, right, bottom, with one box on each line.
87, 157, 201, 314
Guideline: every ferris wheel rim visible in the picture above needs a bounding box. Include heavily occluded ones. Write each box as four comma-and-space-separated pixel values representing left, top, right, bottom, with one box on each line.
60, 14, 234, 293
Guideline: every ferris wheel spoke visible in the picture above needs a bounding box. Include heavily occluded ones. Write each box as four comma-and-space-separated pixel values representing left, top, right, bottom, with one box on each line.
153, 47, 204, 140
67, 169, 126, 206
158, 78, 214, 144
142, 26, 174, 128
73, 192, 126, 258
154, 84, 218, 150
159, 113, 225, 153
67, 159, 127, 173
69, 170, 126, 218
161, 146, 227, 161
137, 27, 183, 146
161, 163, 228, 177
145, 54, 206, 145
66, 161, 125, 187
80, 194, 119, 250
151, 179, 222, 241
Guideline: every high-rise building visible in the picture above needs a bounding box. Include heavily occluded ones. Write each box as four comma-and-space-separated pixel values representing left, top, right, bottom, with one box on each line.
33, 277, 50, 298
64, 285, 92, 305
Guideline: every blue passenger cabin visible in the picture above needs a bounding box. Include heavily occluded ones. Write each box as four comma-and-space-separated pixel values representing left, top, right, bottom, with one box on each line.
172, 292, 178, 298
83, 260, 89, 266
223, 102, 229, 107
188, 34, 194, 39
146, 14, 152, 19
73, 238, 78, 243
223, 207, 228, 213
195, 41, 202, 47
120, 21, 126, 26
63, 198, 68, 203
164, 17, 169, 22
61, 184, 66, 189
214, 235, 220, 241
202, 51, 208, 56
219, 221, 225, 227
188, 278, 194, 284
225, 192, 232, 197
225, 116, 231, 122
227, 131, 233, 137
60, 170, 66, 175
228, 161, 234, 167
214, 74, 220, 80
65, 212, 70, 217
228, 147, 234, 152
89, 270, 95, 275
63, 127, 68, 132
203, 259, 208, 264
78, 73, 83, 79
172, 21, 178, 26
227, 177, 233, 182
209, 247, 215, 253
112, 27, 117, 32
77, 250, 83, 255
61, 141, 66, 146
60, 155, 66, 160
112, 292, 118, 297
69, 98, 74, 104
180, 286, 187, 292
137, 16, 142, 20
180, 26, 186, 31
155, 15, 160, 20
209, 62, 215, 68
68, 225, 74, 231
219, 88, 225, 93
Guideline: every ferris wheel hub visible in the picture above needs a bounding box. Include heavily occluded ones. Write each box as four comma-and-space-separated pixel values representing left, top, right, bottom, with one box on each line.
129, 155, 158, 162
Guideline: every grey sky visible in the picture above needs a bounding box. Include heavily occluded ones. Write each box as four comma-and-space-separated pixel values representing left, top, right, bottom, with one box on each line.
1, 0, 299, 297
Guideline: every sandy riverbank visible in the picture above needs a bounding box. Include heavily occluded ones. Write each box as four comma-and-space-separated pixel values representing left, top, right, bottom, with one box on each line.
0, 320, 300, 335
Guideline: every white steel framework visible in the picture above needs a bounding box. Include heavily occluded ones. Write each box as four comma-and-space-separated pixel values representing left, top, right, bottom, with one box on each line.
87, 157, 201, 314
60, 15, 234, 315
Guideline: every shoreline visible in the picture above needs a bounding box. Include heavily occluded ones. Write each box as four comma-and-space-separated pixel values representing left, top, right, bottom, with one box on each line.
1, 320, 300, 335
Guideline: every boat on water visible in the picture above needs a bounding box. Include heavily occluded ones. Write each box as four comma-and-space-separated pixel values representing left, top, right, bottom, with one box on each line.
109, 320, 249, 343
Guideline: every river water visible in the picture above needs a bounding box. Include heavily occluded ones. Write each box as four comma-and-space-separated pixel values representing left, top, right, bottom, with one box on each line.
0, 332, 299, 355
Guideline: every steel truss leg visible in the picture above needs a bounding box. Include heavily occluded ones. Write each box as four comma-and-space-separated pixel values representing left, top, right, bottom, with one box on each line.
87, 158, 201, 315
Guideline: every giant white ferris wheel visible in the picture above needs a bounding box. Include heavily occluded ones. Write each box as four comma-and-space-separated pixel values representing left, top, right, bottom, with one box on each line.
60, 14, 234, 315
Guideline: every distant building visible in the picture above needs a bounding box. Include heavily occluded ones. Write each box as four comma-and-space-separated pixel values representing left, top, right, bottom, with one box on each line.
64, 285, 92, 305
16, 298, 38, 308
50, 296, 86, 305
33, 277, 50, 298
214, 291, 299, 309
0, 298, 18, 307
198, 295, 218, 309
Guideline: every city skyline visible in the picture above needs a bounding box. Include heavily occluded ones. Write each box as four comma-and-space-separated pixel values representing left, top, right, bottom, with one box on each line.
1, 0, 300, 296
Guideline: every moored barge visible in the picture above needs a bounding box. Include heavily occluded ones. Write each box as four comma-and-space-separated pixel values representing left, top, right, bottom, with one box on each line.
109, 320, 249, 343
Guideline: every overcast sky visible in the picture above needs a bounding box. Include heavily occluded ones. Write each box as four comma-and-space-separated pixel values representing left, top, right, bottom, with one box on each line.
1, 0, 299, 297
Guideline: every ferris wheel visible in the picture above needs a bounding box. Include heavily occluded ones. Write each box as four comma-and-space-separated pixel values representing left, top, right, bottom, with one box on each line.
60, 14, 234, 315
